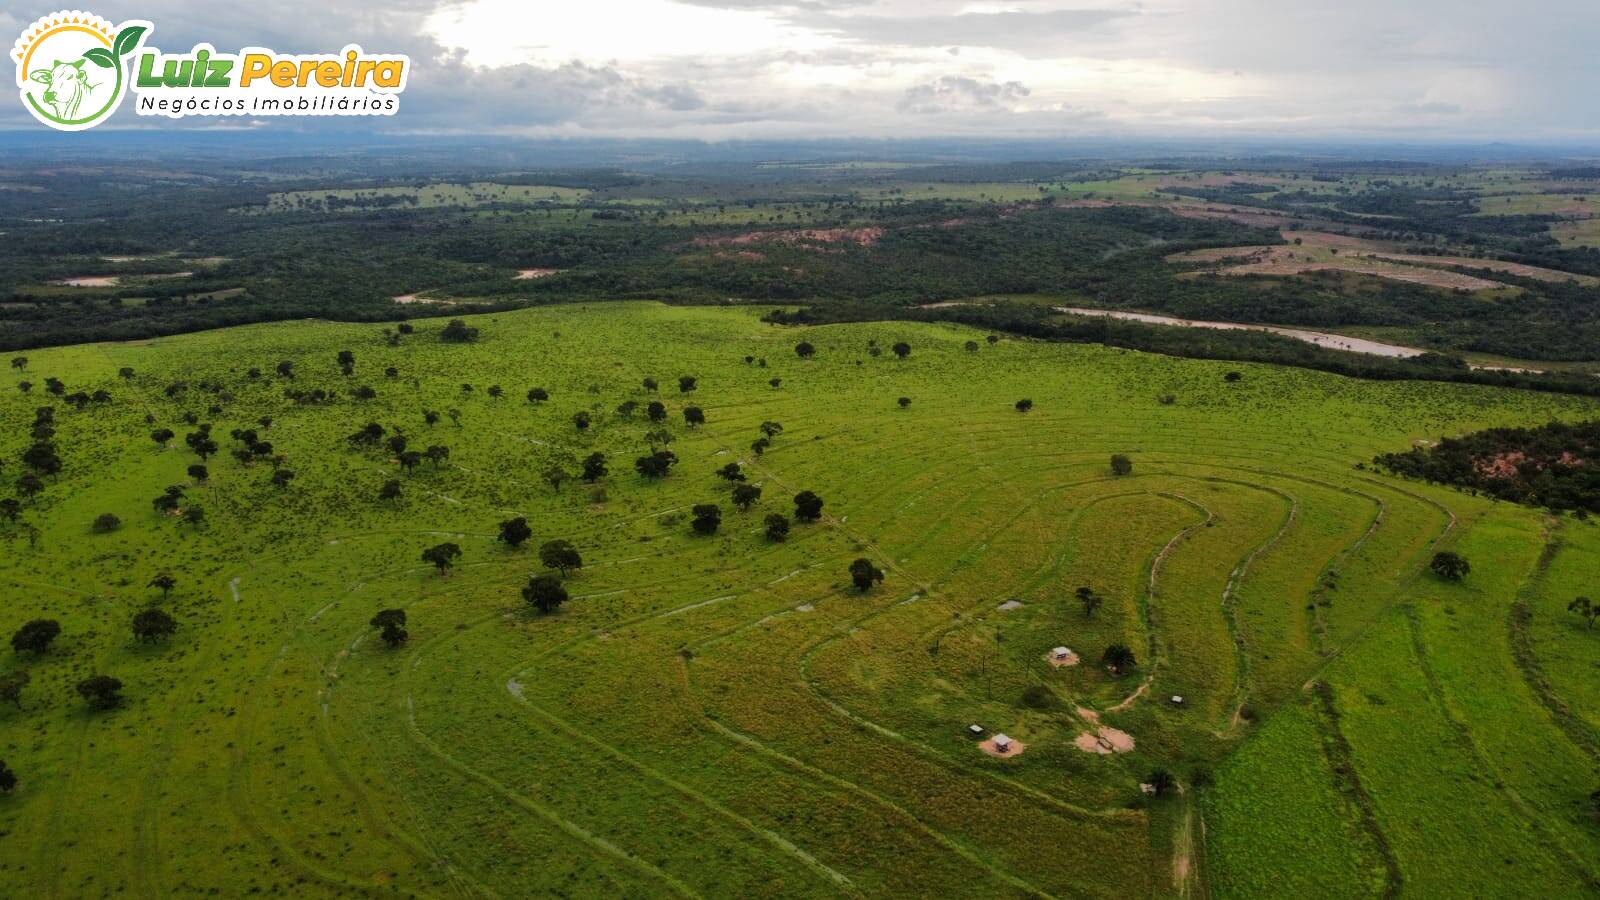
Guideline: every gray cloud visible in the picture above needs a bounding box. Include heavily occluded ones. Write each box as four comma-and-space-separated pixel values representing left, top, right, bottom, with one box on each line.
1, 0, 1596, 141
898, 76, 1030, 115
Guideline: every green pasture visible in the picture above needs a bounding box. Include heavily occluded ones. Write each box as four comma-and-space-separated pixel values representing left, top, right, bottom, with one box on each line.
0, 302, 1597, 897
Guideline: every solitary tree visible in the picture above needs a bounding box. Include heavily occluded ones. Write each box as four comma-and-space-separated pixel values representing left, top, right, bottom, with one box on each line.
76, 675, 123, 710
422, 542, 462, 575
271, 469, 296, 490
498, 516, 533, 548
897, 397, 912, 409
523, 574, 569, 614
581, 452, 608, 482
487, 385, 504, 400
543, 465, 571, 491
732, 483, 762, 511
1015, 399, 1034, 413
11, 619, 60, 655
379, 479, 403, 502
1146, 769, 1177, 797
642, 377, 658, 392
151, 428, 175, 447
795, 341, 816, 359
182, 506, 206, 527
527, 387, 549, 404
149, 574, 177, 599
131, 608, 177, 643
1429, 551, 1470, 581
0, 759, 14, 793
849, 558, 885, 592
93, 513, 122, 533
1110, 454, 1133, 476
764, 514, 791, 542
572, 411, 591, 431
1224, 371, 1243, 383
1568, 596, 1598, 629
691, 504, 722, 535
9, 357, 25, 372
964, 340, 980, 353
371, 609, 408, 647
678, 375, 697, 393
891, 342, 911, 359
539, 539, 583, 575
717, 462, 745, 482
1102, 643, 1137, 675
683, 406, 705, 427
793, 490, 825, 522
1076, 586, 1104, 618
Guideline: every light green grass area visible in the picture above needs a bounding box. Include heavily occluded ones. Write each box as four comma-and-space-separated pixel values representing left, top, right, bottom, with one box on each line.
1, 302, 1597, 897
259, 182, 590, 213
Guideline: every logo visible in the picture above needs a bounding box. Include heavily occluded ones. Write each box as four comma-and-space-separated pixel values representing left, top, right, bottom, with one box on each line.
12, 11, 149, 131
13, 10, 409, 131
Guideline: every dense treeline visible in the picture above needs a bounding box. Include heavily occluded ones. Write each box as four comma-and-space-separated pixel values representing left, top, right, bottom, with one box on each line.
1375, 420, 1600, 512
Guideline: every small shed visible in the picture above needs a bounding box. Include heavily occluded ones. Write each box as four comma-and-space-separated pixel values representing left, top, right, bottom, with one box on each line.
1170, 695, 1185, 706
968, 724, 985, 737
1051, 646, 1073, 661
993, 734, 1014, 753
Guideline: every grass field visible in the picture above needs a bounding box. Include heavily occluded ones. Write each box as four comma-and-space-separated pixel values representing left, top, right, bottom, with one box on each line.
1, 302, 1597, 897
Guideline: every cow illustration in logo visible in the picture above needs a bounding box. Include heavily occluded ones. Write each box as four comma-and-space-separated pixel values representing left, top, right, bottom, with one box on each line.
12, 11, 150, 131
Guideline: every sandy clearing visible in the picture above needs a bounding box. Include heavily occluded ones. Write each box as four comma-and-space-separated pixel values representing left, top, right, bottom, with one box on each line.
1357, 252, 1592, 284
997, 599, 1025, 611
391, 292, 453, 305
58, 275, 120, 287
1046, 650, 1081, 667
978, 737, 1026, 758
514, 268, 559, 280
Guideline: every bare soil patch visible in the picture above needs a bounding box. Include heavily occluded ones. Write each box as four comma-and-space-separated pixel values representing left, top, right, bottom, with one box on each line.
978, 737, 1026, 758
514, 268, 560, 280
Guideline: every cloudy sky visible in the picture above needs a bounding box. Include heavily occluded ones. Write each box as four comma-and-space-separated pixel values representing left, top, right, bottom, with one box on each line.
5, 0, 1598, 141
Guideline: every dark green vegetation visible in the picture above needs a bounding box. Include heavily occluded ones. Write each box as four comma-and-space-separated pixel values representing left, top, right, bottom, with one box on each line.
1377, 419, 1600, 512
3, 153, 1598, 393
1, 302, 1598, 897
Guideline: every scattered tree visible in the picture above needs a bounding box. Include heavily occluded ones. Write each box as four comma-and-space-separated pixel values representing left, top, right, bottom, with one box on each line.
527, 387, 549, 403
131, 608, 176, 643
1015, 399, 1033, 413
1110, 454, 1133, 476
543, 465, 571, 491
378, 479, 403, 502
793, 490, 824, 522
498, 516, 534, 548
1076, 586, 1104, 617
717, 462, 745, 482
1224, 371, 1243, 383
523, 574, 568, 614
581, 452, 608, 482
678, 376, 697, 393
93, 513, 121, 533
795, 341, 816, 359
0, 759, 14, 793
891, 342, 911, 359
1102, 643, 1137, 675
439, 319, 480, 343
732, 483, 762, 510
690, 504, 722, 535
149, 574, 177, 598
764, 514, 791, 542
1430, 551, 1470, 581
635, 449, 678, 479
11, 619, 60, 655
540, 539, 583, 575
683, 406, 705, 427
849, 558, 885, 592
897, 396, 911, 408
422, 542, 462, 575
646, 401, 667, 422
76, 675, 123, 710
1567, 596, 1598, 629
1146, 769, 1177, 797
371, 609, 408, 647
